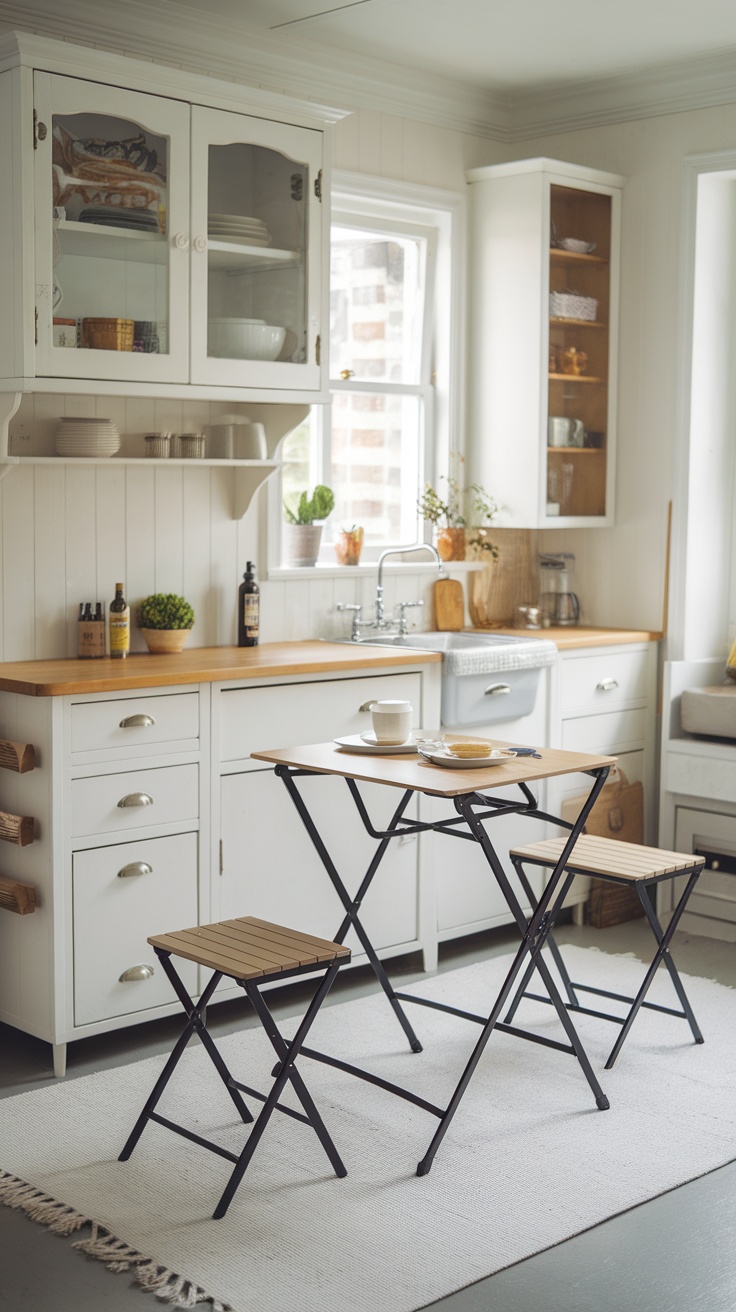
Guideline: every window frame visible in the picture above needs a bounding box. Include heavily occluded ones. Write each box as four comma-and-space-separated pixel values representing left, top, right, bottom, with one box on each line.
266, 173, 466, 576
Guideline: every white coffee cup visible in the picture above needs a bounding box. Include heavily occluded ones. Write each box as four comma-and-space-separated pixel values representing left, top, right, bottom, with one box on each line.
371, 699, 413, 745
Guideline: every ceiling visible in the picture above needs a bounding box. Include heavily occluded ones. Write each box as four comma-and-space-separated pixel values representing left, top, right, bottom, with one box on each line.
6, 0, 736, 139
157, 0, 736, 96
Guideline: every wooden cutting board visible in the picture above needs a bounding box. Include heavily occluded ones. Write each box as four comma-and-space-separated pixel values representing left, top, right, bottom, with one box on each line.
434, 577, 465, 631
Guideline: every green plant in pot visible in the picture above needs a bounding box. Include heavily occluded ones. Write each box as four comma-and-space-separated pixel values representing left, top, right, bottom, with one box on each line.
283, 484, 335, 566
137, 593, 195, 654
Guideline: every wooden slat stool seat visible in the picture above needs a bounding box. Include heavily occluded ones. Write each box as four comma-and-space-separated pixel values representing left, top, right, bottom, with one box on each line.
119, 916, 351, 1219
503, 835, 705, 1069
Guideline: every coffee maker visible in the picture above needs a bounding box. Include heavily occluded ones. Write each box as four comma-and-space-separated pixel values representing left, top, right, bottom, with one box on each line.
539, 552, 580, 627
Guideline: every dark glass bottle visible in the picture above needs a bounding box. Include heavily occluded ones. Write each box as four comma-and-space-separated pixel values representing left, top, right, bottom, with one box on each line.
238, 561, 260, 647
109, 582, 130, 659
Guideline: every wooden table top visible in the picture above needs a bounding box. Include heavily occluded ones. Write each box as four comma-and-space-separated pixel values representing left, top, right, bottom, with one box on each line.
251, 740, 616, 799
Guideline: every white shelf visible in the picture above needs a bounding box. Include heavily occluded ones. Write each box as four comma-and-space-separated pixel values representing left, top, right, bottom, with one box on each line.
58, 220, 167, 265
208, 241, 300, 273
0, 454, 278, 519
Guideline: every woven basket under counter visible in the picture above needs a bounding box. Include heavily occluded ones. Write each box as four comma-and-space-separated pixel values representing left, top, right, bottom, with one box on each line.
82, 317, 135, 351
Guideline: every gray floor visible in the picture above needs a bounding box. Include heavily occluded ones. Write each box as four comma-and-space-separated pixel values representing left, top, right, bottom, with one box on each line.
1, 918, 735, 1311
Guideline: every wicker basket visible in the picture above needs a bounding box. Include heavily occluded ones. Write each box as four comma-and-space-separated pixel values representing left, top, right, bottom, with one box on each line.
549, 291, 598, 322
82, 317, 135, 351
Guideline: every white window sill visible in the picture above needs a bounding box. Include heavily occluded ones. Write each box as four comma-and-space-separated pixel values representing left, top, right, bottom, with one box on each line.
267, 561, 488, 581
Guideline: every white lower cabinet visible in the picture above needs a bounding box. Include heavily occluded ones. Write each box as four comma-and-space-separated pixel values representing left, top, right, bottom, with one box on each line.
215, 670, 426, 975
433, 685, 551, 940
73, 832, 199, 1026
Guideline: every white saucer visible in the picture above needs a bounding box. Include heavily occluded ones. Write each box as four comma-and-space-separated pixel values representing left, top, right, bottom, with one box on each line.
417, 747, 517, 769
334, 733, 418, 755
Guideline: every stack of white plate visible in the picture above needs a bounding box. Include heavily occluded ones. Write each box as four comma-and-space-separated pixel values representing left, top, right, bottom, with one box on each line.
207, 212, 272, 247
54, 416, 120, 457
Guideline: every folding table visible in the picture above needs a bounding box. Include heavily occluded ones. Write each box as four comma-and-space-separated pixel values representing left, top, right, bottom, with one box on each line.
251, 739, 615, 1176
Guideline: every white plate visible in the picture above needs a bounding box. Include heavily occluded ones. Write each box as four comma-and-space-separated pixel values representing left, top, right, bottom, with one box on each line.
334, 733, 419, 755
209, 233, 272, 247
417, 747, 517, 769
208, 213, 265, 225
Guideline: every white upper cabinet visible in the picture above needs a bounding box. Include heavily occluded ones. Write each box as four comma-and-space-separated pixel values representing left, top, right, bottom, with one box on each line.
466, 159, 624, 528
0, 32, 333, 402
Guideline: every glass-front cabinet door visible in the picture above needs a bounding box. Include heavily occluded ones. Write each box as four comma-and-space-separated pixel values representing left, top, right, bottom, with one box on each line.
33, 73, 190, 383
547, 184, 614, 520
189, 106, 323, 391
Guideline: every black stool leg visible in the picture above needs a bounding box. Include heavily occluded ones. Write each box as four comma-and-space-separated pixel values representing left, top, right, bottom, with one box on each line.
213, 960, 346, 1220
119, 967, 230, 1163
503, 857, 581, 1024
604, 869, 703, 1069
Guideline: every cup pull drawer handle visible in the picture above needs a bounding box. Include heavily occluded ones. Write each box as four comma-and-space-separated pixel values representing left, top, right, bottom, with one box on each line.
484, 683, 511, 696
117, 792, 154, 809
597, 677, 619, 692
117, 861, 153, 879
119, 714, 155, 729
119, 964, 154, 983
359, 700, 377, 712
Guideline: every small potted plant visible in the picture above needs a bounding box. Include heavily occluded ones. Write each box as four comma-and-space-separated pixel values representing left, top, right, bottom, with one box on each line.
137, 593, 195, 654
418, 458, 498, 562
334, 524, 364, 566
283, 484, 335, 566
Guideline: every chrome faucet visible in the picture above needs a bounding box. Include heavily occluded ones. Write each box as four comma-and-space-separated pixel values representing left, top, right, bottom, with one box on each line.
336, 542, 443, 641
374, 543, 442, 626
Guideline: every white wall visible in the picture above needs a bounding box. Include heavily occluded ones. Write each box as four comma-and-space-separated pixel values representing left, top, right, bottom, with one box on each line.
0, 100, 503, 661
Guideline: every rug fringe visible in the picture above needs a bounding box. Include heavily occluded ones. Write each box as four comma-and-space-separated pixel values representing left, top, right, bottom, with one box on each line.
0, 1171, 233, 1311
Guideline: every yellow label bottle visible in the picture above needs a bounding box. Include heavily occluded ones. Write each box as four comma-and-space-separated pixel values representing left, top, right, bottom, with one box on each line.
109, 582, 130, 659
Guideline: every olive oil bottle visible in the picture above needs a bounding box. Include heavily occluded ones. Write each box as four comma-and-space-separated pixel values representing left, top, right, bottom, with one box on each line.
238, 561, 260, 647
109, 582, 130, 658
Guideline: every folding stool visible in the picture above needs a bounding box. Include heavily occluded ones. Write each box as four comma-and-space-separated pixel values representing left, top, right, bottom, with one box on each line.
503, 834, 705, 1069
119, 916, 351, 1218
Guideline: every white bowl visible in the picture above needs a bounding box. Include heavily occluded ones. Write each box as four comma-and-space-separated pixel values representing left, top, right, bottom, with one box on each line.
208, 318, 286, 361
558, 237, 597, 254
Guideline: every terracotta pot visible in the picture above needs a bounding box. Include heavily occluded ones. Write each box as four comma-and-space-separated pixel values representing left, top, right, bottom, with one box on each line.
140, 628, 191, 654
335, 527, 364, 566
436, 526, 466, 562
284, 523, 323, 567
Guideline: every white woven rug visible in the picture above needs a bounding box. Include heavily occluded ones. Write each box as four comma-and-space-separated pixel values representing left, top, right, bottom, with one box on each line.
2, 946, 736, 1312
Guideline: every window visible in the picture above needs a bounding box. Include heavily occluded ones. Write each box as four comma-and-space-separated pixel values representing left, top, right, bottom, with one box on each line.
276, 176, 464, 568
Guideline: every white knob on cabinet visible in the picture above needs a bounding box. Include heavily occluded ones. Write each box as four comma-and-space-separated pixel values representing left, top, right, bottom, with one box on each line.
173, 231, 189, 250
597, 677, 619, 692
192, 234, 207, 253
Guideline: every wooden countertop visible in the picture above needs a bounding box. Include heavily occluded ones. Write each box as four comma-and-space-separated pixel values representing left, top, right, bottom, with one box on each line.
0, 642, 442, 697
472, 626, 662, 649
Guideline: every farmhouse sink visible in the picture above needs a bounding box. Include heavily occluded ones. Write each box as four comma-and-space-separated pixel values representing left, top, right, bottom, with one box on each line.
332, 630, 558, 726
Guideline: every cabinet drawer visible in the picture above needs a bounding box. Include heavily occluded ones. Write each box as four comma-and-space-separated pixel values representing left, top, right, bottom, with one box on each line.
562, 708, 647, 754
560, 649, 649, 714
220, 672, 423, 764
71, 692, 199, 756
71, 762, 199, 838
73, 832, 198, 1026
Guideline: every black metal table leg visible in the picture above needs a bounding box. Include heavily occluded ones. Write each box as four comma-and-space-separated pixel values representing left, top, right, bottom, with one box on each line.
277, 766, 424, 1053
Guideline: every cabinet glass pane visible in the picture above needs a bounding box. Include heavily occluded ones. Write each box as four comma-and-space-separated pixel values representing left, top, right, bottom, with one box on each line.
547, 185, 611, 519
206, 143, 307, 364
51, 112, 170, 354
